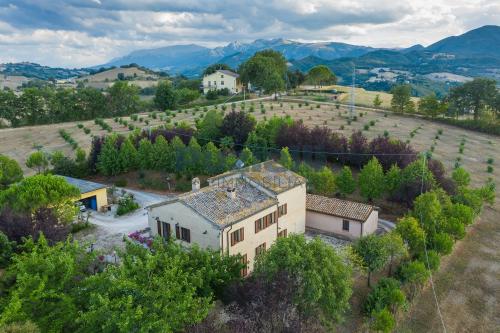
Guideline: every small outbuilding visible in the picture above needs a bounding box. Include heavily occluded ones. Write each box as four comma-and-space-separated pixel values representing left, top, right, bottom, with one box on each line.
61, 176, 108, 211
306, 194, 378, 240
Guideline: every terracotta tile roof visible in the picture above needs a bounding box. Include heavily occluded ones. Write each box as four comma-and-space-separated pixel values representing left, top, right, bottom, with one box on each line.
208, 160, 306, 194
306, 194, 374, 222
148, 178, 277, 228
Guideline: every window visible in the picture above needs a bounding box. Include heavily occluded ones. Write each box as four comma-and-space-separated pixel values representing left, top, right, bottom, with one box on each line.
240, 254, 248, 277
208, 81, 211, 86
342, 219, 350, 231
231, 227, 244, 246
255, 243, 266, 257
214, 80, 216, 85
278, 204, 288, 217
181, 227, 191, 243
221, 81, 224, 85
220, 74, 224, 78
162, 222, 170, 240
255, 212, 277, 233
278, 229, 287, 238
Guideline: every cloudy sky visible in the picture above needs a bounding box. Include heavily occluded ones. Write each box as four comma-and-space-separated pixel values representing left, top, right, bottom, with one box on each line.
0, 0, 499, 68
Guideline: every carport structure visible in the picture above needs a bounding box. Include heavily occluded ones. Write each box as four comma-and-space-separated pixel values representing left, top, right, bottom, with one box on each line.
61, 176, 108, 211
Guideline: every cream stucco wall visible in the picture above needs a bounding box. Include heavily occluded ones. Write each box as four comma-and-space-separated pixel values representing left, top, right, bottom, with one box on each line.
202, 70, 242, 94
147, 183, 306, 273
148, 201, 221, 250
80, 188, 108, 211
306, 209, 378, 240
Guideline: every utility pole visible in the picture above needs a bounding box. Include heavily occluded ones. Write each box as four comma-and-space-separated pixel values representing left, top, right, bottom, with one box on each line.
350, 64, 356, 120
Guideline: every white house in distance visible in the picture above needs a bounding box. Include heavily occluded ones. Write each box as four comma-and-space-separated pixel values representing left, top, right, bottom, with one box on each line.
146, 161, 307, 275
202, 69, 244, 94
305, 194, 378, 240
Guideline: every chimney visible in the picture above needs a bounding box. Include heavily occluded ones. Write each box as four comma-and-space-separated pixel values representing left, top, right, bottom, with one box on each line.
192, 177, 200, 192
227, 187, 236, 200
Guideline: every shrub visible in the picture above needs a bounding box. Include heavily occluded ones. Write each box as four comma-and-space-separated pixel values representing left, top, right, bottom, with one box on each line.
77, 123, 84, 129
128, 124, 134, 130
131, 114, 138, 121
370, 308, 395, 333
116, 194, 140, 216
487, 165, 494, 173
340, 125, 345, 130
438, 128, 443, 135
487, 158, 494, 164
364, 124, 370, 131
83, 128, 91, 134
459, 146, 464, 154
370, 120, 375, 126
383, 130, 389, 137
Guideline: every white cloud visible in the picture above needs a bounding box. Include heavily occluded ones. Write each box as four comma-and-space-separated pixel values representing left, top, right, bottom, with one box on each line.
0, 0, 498, 67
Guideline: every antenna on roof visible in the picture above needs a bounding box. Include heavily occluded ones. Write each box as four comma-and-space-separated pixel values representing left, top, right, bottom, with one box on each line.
235, 159, 245, 169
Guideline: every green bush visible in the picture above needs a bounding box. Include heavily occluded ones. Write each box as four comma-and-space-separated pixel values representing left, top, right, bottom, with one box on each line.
83, 128, 91, 134
487, 158, 494, 164
364, 124, 370, 131
487, 165, 494, 173
116, 194, 140, 216
370, 120, 375, 126
77, 123, 84, 129
383, 130, 389, 137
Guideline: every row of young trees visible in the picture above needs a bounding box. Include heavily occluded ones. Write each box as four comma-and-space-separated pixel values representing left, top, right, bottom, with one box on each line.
390, 78, 500, 121
0, 82, 143, 127
351, 165, 495, 332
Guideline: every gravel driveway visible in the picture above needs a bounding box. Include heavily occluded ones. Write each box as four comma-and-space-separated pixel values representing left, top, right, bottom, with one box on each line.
76, 188, 171, 250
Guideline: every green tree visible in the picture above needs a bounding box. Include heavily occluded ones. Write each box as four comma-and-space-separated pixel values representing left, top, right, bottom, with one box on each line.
239, 147, 255, 166
0, 231, 15, 268
398, 260, 429, 298
137, 138, 155, 171
279, 147, 293, 170
0, 235, 93, 332
384, 164, 402, 197
449, 78, 498, 120
107, 81, 140, 116
254, 234, 352, 325
152, 136, 174, 172
418, 94, 442, 118
311, 166, 336, 196
0, 174, 80, 225
202, 141, 224, 175
452, 166, 470, 187
430, 232, 453, 255
353, 234, 388, 287
239, 50, 287, 93
359, 157, 385, 201
0, 155, 23, 188
370, 308, 395, 333
26, 151, 49, 174
307, 65, 336, 87
187, 137, 203, 175
171, 136, 187, 174
382, 232, 407, 276
196, 109, 223, 144
412, 191, 443, 236
220, 110, 256, 146
373, 94, 383, 108
154, 80, 178, 111
176, 88, 200, 105
364, 277, 406, 315
97, 136, 121, 176
391, 85, 414, 113
262, 70, 285, 97
335, 166, 356, 196
118, 138, 138, 172
395, 216, 426, 256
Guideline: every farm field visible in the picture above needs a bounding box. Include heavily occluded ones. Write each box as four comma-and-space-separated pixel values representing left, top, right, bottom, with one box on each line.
1, 100, 498, 189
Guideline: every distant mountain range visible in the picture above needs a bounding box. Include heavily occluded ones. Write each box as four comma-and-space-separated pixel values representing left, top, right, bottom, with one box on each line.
1, 25, 499, 86
100, 25, 500, 79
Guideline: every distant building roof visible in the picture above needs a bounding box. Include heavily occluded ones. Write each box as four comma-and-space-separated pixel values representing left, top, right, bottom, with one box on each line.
208, 160, 306, 194
306, 194, 375, 222
60, 176, 107, 194
207, 69, 239, 78
148, 178, 277, 227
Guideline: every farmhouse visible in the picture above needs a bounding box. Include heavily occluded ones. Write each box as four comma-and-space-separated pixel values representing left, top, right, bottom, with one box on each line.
306, 194, 378, 240
146, 161, 307, 274
202, 69, 244, 94
61, 176, 108, 211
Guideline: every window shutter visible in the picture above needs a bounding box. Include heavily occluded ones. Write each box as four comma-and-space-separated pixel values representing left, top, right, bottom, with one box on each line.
240, 228, 244, 241
230, 232, 235, 246
157, 221, 161, 235
176, 225, 180, 239
186, 229, 191, 243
